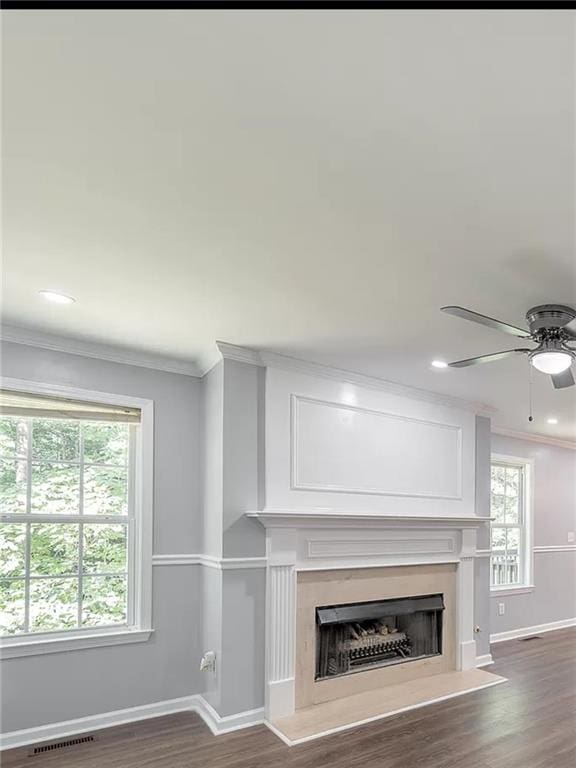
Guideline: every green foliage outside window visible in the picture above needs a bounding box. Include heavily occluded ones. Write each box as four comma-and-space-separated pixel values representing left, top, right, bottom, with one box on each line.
0, 417, 131, 635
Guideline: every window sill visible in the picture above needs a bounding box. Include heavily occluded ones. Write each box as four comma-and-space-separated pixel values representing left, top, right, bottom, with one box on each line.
490, 585, 535, 597
0, 627, 153, 659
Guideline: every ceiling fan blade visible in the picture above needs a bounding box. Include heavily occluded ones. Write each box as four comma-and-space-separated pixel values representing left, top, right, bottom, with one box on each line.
562, 316, 576, 339
448, 349, 531, 368
441, 306, 532, 338
551, 368, 575, 389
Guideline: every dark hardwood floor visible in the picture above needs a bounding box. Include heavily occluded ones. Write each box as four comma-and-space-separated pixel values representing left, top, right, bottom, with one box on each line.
4, 628, 575, 768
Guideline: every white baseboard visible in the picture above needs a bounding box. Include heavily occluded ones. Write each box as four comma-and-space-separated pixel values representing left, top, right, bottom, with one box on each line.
197, 697, 264, 735
490, 617, 576, 644
0, 695, 264, 751
475, 654, 493, 668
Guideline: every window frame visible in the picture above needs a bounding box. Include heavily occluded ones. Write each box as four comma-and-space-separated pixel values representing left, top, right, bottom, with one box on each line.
490, 452, 534, 595
0, 377, 154, 657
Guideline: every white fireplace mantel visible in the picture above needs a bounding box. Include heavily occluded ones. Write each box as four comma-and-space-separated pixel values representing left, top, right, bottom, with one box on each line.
248, 509, 490, 721
247, 510, 491, 529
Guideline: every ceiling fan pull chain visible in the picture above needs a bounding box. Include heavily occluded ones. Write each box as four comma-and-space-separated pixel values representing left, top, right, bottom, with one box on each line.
528, 358, 534, 423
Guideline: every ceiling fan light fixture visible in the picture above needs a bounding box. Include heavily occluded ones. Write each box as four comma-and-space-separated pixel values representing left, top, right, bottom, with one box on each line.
530, 351, 572, 375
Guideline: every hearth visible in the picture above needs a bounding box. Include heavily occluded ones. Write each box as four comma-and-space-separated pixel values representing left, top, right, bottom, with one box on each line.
316, 594, 444, 679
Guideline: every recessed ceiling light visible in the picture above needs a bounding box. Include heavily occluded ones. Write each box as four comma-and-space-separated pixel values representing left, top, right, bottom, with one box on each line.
547, 417, 559, 425
38, 290, 76, 305
431, 360, 449, 369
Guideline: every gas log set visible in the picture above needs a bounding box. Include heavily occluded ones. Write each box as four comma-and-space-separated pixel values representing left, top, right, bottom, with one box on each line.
348, 620, 411, 667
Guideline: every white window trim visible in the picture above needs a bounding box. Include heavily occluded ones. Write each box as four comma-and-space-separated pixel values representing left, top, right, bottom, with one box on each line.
490, 452, 534, 594
0, 377, 154, 658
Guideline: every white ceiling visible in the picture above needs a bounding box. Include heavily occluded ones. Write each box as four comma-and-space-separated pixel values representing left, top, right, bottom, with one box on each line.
2, 10, 576, 439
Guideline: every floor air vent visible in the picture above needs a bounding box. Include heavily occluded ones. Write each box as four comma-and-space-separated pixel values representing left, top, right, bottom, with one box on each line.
30, 735, 96, 756
520, 636, 541, 641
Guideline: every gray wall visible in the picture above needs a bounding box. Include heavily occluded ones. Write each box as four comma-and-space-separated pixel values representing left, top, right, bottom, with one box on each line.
0, 341, 203, 732
220, 568, 265, 716
199, 359, 266, 717
220, 361, 266, 715
222, 361, 265, 558
490, 433, 576, 635
201, 362, 223, 558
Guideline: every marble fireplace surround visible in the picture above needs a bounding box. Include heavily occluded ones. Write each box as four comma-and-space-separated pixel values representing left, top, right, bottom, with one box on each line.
248, 510, 490, 722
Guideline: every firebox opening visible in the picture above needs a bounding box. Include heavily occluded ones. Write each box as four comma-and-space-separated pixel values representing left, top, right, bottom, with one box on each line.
315, 594, 444, 680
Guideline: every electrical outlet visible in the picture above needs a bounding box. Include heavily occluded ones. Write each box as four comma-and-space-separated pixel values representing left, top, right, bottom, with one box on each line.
568, 531, 575, 543
498, 602, 505, 616
200, 651, 216, 673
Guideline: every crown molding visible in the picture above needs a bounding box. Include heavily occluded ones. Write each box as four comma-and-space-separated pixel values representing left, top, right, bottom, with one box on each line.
200, 342, 495, 414
215, 340, 263, 367
491, 426, 576, 451
0, 326, 525, 422
1, 324, 202, 378
195, 341, 262, 378
259, 350, 496, 414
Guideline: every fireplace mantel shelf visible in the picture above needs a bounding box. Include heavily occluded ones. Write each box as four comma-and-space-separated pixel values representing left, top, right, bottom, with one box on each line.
247, 510, 491, 529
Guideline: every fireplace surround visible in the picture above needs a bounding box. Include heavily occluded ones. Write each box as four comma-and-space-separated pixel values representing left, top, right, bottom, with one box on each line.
296, 562, 456, 707
249, 510, 490, 722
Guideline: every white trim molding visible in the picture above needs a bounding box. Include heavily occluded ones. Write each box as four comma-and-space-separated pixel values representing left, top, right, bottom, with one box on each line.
492, 426, 576, 451
215, 341, 263, 368
201, 342, 495, 415
475, 654, 494, 668
151, 554, 267, 569
475, 545, 575, 565
0, 695, 264, 751
534, 544, 576, 553
247, 511, 491, 529
490, 585, 534, 597
490, 617, 576, 644
259, 350, 495, 415
0, 628, 153, 660
195, 699, 265, 736
1, 329, 497, 416
1, 325, 201, 377
202, 555, 268, 570
152, 554, 204, 566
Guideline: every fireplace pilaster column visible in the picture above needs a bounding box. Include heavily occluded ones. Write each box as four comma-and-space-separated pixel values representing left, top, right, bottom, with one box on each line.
266, 528, 297, 720
457, 528, 477, 670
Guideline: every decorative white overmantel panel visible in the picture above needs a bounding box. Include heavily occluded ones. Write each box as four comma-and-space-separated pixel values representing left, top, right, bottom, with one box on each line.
247, 511, 490, 721
292, 395, 462, 500
265, 366, 476, 516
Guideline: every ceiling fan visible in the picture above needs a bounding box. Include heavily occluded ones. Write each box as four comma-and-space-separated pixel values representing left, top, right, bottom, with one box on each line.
441, 304, 576, 389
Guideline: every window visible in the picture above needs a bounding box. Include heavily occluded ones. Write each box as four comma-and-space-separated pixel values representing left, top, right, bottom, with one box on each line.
0, 383, 153, 656
490, 455, 532, 591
